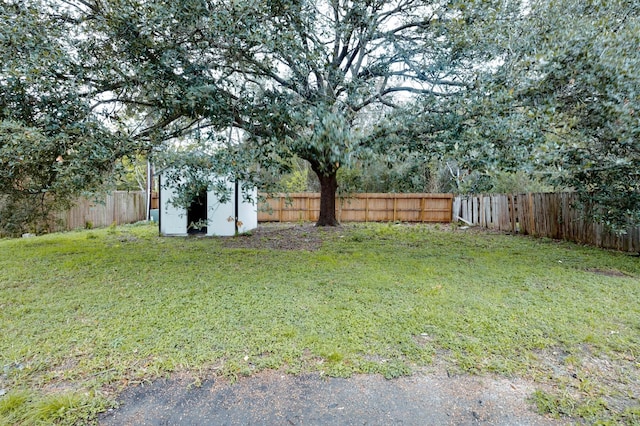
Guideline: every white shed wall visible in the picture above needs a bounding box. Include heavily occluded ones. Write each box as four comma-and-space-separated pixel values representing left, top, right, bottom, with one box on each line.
159, 179, 188, 236
238, 184, 258, 233
159, 172, 257, 237
206, 180, 235, 236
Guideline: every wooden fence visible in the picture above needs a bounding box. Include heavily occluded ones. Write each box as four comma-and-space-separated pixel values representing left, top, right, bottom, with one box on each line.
454, 192, 640, 252
55, 191, 147, 231
258, 193, 453, 223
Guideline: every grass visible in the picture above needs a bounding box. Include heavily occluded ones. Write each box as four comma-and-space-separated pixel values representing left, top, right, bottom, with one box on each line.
1, 222, 639, 424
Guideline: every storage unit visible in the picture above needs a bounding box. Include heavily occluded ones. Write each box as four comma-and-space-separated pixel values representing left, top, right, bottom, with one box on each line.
158, 172, 257, 236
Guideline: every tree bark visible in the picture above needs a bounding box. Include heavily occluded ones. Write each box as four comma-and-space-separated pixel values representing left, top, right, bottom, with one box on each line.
315, 170, 340, 226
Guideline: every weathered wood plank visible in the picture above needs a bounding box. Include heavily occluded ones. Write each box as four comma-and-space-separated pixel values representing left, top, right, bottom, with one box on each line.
257, 193, 454, 223
450, 192, 639, 252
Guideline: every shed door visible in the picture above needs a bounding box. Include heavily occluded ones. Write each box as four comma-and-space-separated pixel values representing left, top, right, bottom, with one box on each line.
160, 178, 187, 235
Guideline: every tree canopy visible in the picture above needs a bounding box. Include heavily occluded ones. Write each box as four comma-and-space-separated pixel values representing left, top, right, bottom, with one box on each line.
1, 0, 638, 233
70, 0, 503, 225
0, 1, 133, 234
462, 0, 640, 231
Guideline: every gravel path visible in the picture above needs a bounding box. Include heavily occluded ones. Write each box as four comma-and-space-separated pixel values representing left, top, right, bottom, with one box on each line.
100, 370, 564, 425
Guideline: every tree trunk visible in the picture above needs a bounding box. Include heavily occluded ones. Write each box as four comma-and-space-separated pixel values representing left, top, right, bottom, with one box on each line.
315, 170, 339, 226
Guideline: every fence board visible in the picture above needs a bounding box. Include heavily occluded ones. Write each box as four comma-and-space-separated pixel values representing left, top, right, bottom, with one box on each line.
453, 192, 640, 252
258, 193, 453, 223
54, 191, 147, 231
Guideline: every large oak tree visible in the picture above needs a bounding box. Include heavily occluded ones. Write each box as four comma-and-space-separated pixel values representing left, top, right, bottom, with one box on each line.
5, 0, 637, 233
63, 0, 499, 225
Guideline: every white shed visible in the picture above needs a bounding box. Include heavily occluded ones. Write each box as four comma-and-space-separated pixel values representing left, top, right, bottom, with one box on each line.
158, 172, 257, 236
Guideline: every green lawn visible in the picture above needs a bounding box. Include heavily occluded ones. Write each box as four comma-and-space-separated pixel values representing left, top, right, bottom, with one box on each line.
1, 223, 639, 424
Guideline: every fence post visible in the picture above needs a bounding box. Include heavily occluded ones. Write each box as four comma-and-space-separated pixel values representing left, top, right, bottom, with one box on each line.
114, 192, 119, 225
451, 196, 457, 223
365, 196, 369, 222
393, 196, 397, 222
306, 196, 310, 222
528, 193, 534, 236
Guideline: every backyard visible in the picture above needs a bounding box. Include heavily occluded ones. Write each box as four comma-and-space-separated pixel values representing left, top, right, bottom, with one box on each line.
0, 222, 639, 424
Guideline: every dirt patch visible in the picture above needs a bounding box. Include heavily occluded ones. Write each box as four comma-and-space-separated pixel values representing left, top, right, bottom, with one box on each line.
221, 223, 346, 251
100, 368, 563, 426
219, 222, 466, 251
584, 268, 629, 278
